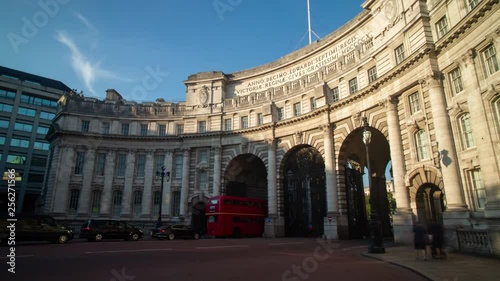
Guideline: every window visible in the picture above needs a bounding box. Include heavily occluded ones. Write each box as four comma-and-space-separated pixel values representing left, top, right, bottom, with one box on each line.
155, 154, 165, 174
152, 191, 161, 217
159, 124, 166, 136
310, 98, 317, 110
409, 92, 422, 115
171, 191, 181, 216
257, 113, 263, 125
116, 154, 127, 177
198, 170, 208, 190
435, 16, 448, 39
277, 107, 284, 121
34, 141, 49, 150
0, 89, 16, 100
133, 191, 142, 217
494, 99, 500, 132
293, 102, 301, 117
240, 116, 248, 129
10, 138, 30, 148
469, 168, 486, 209
37, 126, 49, 135
174, 154, 183, 179
198, 121, 207, 133
0, 103, 13, 112
121, 123, 129, 136
27, 173, 44, 182
459, 113, 475, 149
68, 189, 80, 214
176, 124, 184, 135
349, 78, 358, 94
331, 87, 339, 102
0, 136, 5, 145
198, 149, 208, 163
224, 119, 232, 131
14, 122, 33, 132
95, 153, 106, 176
81, 120, 90, 133
449, 68, 464, 95
0, 119, 9, 128
368, 67, 378, 83
90, 190, 101, 215
74, 152, 85, 175
6, 155, 26, 164
136, 154, 146, 178
415, 130, 430, 161
483, 44, 499, 76
31, 156, 47, 167
140, 124, 148, 136
466, 0, 481, 12
40, 111, 55, 120
18, 107, 36, 117
112, 190, 122, 217
20, 94, 57, 108
395, 44, 406, 64
102, 122, 110, 135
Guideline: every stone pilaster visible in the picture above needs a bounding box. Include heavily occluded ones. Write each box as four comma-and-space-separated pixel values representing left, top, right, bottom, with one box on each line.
77, 148, 95, 216
53, 145, 75, 214
212, 146, 222, 196
120, 149, 136, 217
141, 149, 154, 217
100, 150, 115, 216
180, 148, 190, 217
163, 150, 173, 217
382, 96, 414, 244
320, 124, 339, 240
264, 138, 282, 237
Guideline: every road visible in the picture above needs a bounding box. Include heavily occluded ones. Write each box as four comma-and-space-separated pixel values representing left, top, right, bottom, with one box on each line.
1, 238, 428, 281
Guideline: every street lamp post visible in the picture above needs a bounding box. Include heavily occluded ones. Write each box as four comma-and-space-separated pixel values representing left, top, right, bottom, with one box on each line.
156, 166, 170, 228
363, 117, 385, 254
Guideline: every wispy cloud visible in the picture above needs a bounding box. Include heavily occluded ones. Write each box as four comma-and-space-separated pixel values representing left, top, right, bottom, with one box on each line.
75, 12, 95, 32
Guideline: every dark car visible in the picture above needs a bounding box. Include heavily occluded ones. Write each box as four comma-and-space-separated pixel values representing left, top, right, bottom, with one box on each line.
80, 219, 144, 242
152, 224, 200, 240
0, 215, 74, 244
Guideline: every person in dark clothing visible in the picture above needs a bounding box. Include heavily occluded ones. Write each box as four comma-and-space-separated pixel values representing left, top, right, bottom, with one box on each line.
428, 222, 446, 258
413, 223, 428, 260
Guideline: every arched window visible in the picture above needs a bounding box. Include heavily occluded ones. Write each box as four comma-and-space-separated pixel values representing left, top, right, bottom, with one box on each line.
459, 113, 475, 149
112, 190, 122, 217
415, 129, 430, 161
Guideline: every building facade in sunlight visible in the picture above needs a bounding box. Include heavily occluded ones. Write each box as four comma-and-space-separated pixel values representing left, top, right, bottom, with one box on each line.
42, 0, 499, 251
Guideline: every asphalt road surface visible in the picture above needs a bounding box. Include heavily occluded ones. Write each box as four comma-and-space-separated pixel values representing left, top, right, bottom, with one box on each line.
1, 238, 428, 281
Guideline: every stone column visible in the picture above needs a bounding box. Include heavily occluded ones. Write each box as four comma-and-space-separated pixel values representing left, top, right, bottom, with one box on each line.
141, 149, 154, 217
462, 50, 500, 217
321, 124, 339, 239
53, 145, 75, 214
163, 150, 173, 217
100, 150, 115, 216
180, 148, 190, 217
264, 138, 282, 237
77, 148, 95, 216
383, 96, 414, 243
121, 149, 136, 217
212, 146, 222, 196
425, 71, 469, 225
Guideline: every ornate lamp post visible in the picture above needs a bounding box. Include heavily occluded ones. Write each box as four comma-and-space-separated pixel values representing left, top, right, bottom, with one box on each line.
363, 117, 385, 254
156, 166, 170, 228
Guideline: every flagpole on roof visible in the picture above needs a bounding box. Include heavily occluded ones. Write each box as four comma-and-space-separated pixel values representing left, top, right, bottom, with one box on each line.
307, 0, 312, 44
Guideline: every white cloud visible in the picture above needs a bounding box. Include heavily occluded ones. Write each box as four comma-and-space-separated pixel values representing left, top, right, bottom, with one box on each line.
75, 13, 95, 31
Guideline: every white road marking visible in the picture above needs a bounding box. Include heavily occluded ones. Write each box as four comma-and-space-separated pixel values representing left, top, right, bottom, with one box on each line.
86, 248, 173, 254
0, 254, 35, 259
196, 245, 249, 249
268, 242, 305, 246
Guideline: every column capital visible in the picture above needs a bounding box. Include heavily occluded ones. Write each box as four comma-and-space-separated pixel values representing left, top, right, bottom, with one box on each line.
379, 96, 398, 110
318, 124, 334, 133
460, 48, 476, 67
146, 149, 155, 155
419, 70, 444, 88
265, 138, 279, 146
182, 148, 190, 155
211, 145, 222, 153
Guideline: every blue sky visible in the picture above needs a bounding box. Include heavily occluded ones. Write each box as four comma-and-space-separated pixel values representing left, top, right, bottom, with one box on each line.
1, 0, 365, 102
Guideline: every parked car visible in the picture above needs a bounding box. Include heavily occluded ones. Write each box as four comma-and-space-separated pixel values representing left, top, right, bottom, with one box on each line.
80, 219, 144, 242
0, 214, 74, 244
151, 224, 200, 240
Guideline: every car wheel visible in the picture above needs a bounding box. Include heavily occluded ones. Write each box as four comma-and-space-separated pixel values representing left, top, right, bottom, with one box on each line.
94, 233, 103, 242
168, 233, 175, 240
131, 233, 140, 241
193, 233, 200, 240
56, 234, 69, 244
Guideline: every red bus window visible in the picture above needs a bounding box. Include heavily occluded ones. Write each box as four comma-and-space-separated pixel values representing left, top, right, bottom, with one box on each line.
208, 216, 217, 223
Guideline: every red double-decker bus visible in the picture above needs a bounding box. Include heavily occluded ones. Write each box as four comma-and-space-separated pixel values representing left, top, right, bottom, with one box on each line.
205, 195, 267, 237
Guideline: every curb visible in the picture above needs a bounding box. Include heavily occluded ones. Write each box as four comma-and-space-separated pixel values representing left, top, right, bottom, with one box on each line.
361, 252, 434, 281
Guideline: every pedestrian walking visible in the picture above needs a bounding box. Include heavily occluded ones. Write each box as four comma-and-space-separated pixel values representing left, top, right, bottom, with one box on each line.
428, 221, 446, 259
413, 222, 428, 260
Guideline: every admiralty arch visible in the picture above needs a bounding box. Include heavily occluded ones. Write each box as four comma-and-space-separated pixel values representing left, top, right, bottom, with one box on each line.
41, 0, 500, 250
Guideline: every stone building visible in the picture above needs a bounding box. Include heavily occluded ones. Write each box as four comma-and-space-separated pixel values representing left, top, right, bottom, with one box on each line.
42, 0, 499, 251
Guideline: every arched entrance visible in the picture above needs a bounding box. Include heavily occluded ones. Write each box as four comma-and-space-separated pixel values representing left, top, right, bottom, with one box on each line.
283, 146, 326, 237
415, 184, 444, 226
223, 154, 267, 199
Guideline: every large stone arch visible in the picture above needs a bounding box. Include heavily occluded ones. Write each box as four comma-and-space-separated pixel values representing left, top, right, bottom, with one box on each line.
223, 153, 267, 199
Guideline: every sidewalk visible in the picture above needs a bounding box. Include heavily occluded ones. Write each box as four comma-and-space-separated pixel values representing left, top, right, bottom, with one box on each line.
362, 246, 500, 281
